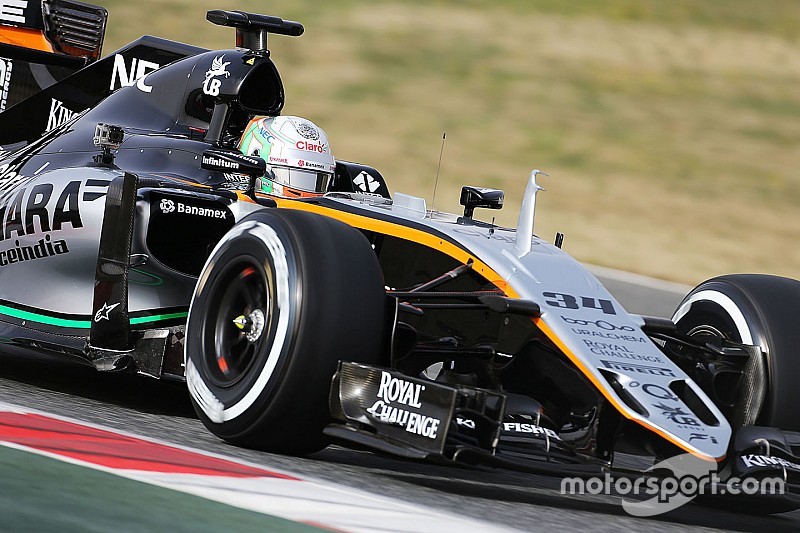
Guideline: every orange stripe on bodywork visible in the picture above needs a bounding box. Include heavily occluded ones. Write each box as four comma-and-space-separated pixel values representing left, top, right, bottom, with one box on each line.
236, 191, 256, 203
0, 27, 53, 52
535, 317, 722, 462
273, 197, 505, 284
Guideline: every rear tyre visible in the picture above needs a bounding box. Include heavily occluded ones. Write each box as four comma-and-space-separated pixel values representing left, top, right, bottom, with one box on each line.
672, 274, 800, 430
185, 209, 386, 454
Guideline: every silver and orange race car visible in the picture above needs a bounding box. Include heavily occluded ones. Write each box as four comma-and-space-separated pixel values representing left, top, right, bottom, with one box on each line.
1, 1, 799, 513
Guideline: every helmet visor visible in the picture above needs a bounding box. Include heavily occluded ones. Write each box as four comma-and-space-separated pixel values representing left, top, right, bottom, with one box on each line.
269, 166, 333, 194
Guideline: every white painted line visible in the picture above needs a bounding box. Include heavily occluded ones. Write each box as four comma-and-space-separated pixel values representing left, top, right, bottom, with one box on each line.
0, 401, 517, 533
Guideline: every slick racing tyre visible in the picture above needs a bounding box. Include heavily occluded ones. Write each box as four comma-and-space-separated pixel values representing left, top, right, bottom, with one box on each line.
185, 209, 387, 454
672, 274, 800, 431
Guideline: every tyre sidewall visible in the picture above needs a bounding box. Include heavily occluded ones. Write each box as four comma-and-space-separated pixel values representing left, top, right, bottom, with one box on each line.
186, 217, 301, 438
186, 209, 387, 451
673, 274, 800, 430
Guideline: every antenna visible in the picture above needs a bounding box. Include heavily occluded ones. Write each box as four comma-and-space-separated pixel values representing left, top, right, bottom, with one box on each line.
431, 132, 446, 214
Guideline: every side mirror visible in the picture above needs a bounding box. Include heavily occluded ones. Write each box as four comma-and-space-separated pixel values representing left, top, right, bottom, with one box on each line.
460, 186, 504, 219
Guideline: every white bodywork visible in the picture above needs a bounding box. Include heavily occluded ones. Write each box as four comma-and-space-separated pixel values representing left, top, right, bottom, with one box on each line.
318, 185, 732, 461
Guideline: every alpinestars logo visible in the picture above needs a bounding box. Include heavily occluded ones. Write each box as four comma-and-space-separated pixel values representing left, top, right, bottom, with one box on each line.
354, 171, 380, 193
160, 199, 175, 213
94, 301, 120, 322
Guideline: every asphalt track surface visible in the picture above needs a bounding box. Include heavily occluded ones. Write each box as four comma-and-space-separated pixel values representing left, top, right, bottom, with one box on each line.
1, 271, 799, 532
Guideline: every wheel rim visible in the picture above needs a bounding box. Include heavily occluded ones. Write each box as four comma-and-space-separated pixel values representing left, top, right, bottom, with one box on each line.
686, 324, 727, 342
202, 257, 273, 388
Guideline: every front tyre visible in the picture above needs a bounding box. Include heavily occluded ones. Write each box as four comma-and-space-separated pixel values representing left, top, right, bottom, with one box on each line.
672, 274, 800, 431
186, 209, 387, 454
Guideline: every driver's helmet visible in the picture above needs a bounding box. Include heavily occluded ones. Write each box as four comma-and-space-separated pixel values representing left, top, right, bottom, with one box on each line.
238, 115, 336, 198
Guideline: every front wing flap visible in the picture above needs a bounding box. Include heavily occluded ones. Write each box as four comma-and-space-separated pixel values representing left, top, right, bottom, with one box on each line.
327, 362, 505, 460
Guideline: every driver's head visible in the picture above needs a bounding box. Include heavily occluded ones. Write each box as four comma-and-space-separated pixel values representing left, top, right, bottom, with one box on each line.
238, 115, 335, 198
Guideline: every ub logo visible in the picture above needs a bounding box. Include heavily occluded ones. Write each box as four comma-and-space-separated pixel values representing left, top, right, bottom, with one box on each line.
203, 55, 231, 97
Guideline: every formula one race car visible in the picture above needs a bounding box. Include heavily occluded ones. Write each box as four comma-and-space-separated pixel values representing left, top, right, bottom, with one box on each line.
1, 2, 800, 512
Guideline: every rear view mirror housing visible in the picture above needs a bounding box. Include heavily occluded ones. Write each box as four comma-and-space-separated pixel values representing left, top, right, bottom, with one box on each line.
460, 186, 504, 219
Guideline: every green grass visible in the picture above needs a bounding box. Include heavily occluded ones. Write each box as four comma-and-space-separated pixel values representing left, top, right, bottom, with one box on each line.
98, 0, 800, 284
